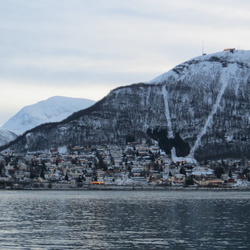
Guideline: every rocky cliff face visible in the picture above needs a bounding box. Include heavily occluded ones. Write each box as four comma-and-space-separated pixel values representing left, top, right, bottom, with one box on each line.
2, 50, 250, 162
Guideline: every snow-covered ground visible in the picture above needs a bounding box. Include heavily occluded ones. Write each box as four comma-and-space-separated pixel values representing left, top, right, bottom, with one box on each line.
149, 50, 250, 84
232, 179, 250, 188
0, 127, 17, 146
2, 96, 95, 134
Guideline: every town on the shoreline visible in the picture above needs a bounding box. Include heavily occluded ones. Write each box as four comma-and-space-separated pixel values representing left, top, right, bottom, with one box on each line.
0, 143, 250, 190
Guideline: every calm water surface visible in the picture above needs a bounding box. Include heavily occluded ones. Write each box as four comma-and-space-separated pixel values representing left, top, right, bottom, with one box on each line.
0, 190, 249, 249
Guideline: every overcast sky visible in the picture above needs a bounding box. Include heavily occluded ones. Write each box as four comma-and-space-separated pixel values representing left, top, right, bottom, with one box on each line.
0, 0, 250, 126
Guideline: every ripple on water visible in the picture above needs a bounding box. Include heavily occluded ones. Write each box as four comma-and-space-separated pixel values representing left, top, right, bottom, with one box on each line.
0, 190, 249, 249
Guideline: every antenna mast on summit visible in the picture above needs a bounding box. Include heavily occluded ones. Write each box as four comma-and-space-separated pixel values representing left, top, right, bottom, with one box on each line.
202, 41, 206, 55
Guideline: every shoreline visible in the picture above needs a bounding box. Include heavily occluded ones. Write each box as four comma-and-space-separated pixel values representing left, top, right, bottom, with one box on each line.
3, 183, 250, 191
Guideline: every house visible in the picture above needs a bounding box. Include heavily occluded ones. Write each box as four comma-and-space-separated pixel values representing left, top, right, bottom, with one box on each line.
223, 48, 235, 53
168, 174, 185, 186
197, 178, 224, 186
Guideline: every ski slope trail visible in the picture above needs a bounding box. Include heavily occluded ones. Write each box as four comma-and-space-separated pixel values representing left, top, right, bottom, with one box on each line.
162, 85, 174, 139
162, 85, 180, 162
188, 65, 237, 159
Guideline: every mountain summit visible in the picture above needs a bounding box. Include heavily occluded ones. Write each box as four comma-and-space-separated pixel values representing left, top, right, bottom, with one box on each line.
2, 50, 250, 162
2, 96, 95, 134
0, 128, 17, 146
148, 49, 250, 161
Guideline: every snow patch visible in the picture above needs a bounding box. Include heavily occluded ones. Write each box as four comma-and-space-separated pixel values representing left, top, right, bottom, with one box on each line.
171, 148, 197, 164
233, 179, 250, 187
58, 146, 68, 154
162, 85, 174, 138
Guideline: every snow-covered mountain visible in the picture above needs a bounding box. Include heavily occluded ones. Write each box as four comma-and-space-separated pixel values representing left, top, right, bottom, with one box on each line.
1, 50, 250, 162
0, 128, 17, 146
2, 96, 95, 134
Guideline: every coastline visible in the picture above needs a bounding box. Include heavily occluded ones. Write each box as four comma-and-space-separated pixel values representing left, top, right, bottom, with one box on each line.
3, 183, 250, 191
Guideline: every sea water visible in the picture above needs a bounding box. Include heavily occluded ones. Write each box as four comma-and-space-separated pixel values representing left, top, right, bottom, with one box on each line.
0, 190, 249, 249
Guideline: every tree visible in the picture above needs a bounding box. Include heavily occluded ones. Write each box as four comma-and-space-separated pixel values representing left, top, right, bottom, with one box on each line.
65, 172, 69, 181
40, 168, 45, 179
147, 128, 190, 157
126, 135, 135, 144
77, 175, 82, 182
185, 175, 194, 186
179, 166, 186, 175
0, 160, 5, 176
215, 166, 224, 178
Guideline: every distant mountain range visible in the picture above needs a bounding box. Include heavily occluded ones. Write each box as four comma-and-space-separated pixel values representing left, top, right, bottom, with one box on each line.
0, 96, 95, 145
1, 50, 250, 162
0, 128, 17, 146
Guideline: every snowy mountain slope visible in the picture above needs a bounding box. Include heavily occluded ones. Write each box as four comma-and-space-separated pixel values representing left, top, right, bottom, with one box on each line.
1, 50, 250, 162
149, 50, 250, 84
149, 50, 250, 160
2, 96, 95, 134
0, 128, 17, 146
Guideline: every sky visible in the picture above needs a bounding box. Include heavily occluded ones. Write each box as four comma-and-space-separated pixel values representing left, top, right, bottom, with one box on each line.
0, 0, 250, 126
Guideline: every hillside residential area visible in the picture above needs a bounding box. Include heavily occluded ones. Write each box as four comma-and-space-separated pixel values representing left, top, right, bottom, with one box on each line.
0, 142, 249, 190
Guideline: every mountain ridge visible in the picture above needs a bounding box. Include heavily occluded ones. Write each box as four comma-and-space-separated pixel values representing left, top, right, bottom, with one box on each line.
0, 128, 17, 146
2, 96, 95, 134
1, 50, 250, 162
149, 50, 249, 84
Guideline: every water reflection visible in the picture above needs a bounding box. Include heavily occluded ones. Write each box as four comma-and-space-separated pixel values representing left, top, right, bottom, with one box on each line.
0, 190, 249, 249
